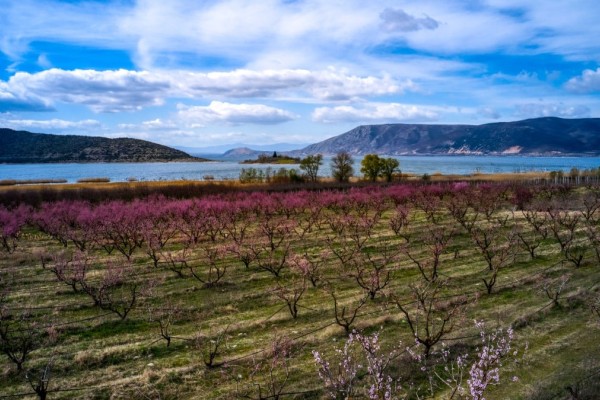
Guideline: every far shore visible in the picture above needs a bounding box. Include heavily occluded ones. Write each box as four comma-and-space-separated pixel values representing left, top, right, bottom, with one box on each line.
0, 170, 563, 189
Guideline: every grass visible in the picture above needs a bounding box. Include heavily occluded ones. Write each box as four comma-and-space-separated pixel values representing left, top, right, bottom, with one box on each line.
0, 179, 68, 186
76, 177, 111, 183
0, 183, 599, 398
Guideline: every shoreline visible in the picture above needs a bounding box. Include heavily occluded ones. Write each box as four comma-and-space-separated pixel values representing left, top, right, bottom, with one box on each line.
0, 170, 562, 189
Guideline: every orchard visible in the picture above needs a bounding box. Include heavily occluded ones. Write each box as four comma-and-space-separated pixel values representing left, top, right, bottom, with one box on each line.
0, 180, 599, 398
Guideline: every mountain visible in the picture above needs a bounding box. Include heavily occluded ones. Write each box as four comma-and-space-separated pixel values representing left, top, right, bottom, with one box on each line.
176, 142, 310, 156
0, 129, 208, 163
296, 117, 600, 156
222, 147, 264, 158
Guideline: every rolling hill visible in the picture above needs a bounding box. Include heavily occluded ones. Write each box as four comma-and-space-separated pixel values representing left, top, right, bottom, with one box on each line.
0, 129, 208, 163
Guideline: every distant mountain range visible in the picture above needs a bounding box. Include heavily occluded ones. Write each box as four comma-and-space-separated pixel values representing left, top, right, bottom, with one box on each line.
0, 129, 206, 163
3, 117, 600, 164
294, 117, 600, 156
177, 142, 310, 156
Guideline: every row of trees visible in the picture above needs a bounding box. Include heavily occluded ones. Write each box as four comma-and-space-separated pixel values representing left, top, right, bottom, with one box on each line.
247, 152, 401, 183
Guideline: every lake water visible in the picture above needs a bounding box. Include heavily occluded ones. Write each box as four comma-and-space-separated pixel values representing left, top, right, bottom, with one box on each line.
1, 156, 600, 183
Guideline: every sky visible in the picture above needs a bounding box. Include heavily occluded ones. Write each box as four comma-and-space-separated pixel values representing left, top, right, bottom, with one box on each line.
1, 0, 600, 149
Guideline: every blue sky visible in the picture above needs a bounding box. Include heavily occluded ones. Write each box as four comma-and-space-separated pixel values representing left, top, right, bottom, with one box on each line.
1, 0, 599, 148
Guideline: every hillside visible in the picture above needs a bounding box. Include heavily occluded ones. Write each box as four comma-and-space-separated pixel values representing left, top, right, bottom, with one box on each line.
0, 128, 208, 163
297, 117, 600, 155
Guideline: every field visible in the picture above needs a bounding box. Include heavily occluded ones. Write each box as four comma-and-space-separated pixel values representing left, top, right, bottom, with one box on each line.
1, 180, 600, 399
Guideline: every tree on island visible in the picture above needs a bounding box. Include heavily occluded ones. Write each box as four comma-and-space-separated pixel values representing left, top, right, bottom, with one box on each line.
299, 154, 323, 183
330, 151, 354, 183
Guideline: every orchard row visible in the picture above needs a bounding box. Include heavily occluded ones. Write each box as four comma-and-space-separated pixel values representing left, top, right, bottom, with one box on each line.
1, 181, 599, 398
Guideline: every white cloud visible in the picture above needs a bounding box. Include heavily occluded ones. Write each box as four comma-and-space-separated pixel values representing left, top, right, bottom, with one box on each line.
565, 68, 600, 93
0, 68, 412, 113
0, 0, 132, 61
0, 118, 101, 131
36, 53, 52, 69
120, 0, 381, 69
177, 101, 297, 125
514, 103, 591, 118
2, 0, 600, 71
118, 119, 179, 131
0, 81, 53, 112
176, 68, 414, 101
312, 103, 439, 124
6, 69, 169, 113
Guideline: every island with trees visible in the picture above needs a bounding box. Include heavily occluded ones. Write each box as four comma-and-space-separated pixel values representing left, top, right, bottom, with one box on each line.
240, 152, 301, 164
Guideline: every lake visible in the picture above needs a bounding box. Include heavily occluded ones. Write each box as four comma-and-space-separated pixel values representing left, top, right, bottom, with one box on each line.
1, 156, 600, 183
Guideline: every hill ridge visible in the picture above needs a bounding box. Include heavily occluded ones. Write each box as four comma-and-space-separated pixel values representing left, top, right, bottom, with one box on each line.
295, 117, 600, 156
0, 128, 207, 163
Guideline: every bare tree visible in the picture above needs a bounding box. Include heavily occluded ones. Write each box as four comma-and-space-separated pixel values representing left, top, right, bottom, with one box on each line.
250, 218, 296, 278
350, 241, 396, 299
0, 309, 49, 372
547, 205, 586, 268
287, 250, 327, 288
389, 204, 412, 241
537, 273, 571, 308
196, 324, 231, 369
392, 280, 467, 357
521, 205, 550, 240
411, 191, 445, 225
26, 357, 54, 400
147, 299, 186, 348
513, 217, 543, 260
445, 190, 479, 234
42, 250, 89, 293
273, 272, 307, 319
402, 225, 454, 283
187, 245, 228, 288
328, 288, 368, 334
235, 336, 293, 400
80, 261, 145, 320
470, 223, 516, 294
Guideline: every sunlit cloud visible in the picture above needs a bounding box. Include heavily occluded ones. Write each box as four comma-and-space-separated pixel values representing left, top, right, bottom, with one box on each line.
177, 101, 298, 125
312, 103, 439, 124
514, 102, 591, 118
565, 68, 600, 93
0, 118, 101, 131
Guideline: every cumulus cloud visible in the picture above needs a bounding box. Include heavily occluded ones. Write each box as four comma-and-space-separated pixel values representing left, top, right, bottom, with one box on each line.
0, 118, 101, 131
0, 82, 53, 112
176, 68, 414, 101
177, 101, 297, 125
379, 8, 439, 32
0, 68, 412, 114
6, 69, 170, 113
118, 119, 179, 131
514, 103, 591, 118
565, 68, 600, 93
312, 103, 439, 124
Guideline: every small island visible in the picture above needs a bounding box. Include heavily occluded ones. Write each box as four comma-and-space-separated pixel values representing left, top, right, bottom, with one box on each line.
240, 152, 301, 164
